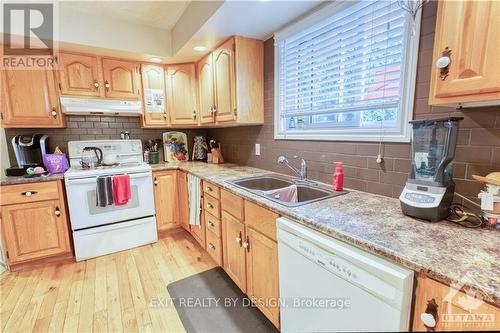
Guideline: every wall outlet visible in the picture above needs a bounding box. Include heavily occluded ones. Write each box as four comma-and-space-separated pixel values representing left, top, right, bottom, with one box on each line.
255, 143, 261, 156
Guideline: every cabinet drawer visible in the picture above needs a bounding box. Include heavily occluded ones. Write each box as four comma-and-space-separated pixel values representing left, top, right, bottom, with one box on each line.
204, 194, 220, 219
221, 189, 244, 220
206, 229, 222, 266
1, 181, 59, 205
244, 200, 279, 241
205, 211, 221, 237
202, 181, 220, 199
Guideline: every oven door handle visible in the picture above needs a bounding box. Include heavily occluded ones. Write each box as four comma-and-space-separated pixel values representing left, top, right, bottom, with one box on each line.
66, 173, 151, 184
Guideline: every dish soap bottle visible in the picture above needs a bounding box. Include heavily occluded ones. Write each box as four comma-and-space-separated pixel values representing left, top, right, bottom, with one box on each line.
332, 162, 344, 191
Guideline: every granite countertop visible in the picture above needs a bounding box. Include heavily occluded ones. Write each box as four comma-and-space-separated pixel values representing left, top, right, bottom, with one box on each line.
0, 173, 64, 185
151, 162, 500, 307
2, 162, 498, 306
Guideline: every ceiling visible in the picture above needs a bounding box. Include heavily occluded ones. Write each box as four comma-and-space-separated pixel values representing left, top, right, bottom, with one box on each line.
60, 1, 191, 30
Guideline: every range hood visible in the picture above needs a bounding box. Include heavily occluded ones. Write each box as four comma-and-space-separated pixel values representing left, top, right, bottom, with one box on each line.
60, 97, 142, 116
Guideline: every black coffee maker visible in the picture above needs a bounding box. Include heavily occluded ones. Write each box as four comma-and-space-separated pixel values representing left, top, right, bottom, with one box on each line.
5, 134, 49, 176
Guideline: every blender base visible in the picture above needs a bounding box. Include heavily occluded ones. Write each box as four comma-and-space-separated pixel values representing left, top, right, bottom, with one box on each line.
400, 182, 455, 222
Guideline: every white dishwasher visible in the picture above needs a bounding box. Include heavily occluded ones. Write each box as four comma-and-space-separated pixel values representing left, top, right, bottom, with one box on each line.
277, 218, 414, 332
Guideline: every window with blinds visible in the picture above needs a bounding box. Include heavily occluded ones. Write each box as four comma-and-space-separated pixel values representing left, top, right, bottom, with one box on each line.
274, 0, 420, 142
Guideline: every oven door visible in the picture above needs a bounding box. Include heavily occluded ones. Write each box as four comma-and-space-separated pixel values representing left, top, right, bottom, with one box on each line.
65, 171, 155, 230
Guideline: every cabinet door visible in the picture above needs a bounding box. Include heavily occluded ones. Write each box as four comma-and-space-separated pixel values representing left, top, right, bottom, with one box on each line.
412, 274, 500, 331
1, 200, 71, 264
196, 53, 215, 124
153, 171, 178, 233
141, 64, 168, 126
222, 211, 246, 292
213, 38, 236, 123
102, 58, 141, 99
246, 227, 280, 328
190, 209, 206, 249
166, 64, 198, 125
1, 69, 64, 128
58, 52, 102, 97
430, 0, 500, 103
176, 171, 189, 232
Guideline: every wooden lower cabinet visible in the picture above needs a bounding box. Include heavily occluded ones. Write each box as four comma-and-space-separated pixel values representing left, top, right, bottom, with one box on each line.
222, 210, 247, 293
220, 188, 280, 328
245, 226, 280, 328
413, 274, 500, 331
177, 171, 189, 231
153, 170, 178, 234
0, 180, 72, 268
190, 213, 206, 250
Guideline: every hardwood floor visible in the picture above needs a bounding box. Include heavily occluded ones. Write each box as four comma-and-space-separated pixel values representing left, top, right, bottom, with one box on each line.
0, 229, 217, 333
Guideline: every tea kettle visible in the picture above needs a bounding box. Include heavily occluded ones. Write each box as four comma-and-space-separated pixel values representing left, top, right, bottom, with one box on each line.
80, 147, 103, 169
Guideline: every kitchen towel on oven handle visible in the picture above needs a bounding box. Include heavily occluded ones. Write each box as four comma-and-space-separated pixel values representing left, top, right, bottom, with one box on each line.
96, 176, 114, 207
113, 174, 131, 206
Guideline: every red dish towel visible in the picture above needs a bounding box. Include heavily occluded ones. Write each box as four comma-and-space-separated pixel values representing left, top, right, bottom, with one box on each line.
113, 174, 131, 205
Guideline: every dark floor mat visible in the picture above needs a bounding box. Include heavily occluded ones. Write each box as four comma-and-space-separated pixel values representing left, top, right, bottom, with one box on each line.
167, 267, 279, 333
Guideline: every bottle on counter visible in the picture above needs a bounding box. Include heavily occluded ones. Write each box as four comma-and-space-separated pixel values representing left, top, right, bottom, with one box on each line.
332, 161, 344, 191
143, 150, 149, 164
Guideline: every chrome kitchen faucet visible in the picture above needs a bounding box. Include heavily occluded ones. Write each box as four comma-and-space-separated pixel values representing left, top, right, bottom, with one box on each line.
277, 155, 307, 180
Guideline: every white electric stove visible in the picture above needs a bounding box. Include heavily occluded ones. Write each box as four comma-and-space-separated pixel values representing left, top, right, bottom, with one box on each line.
64, 140, 157, 261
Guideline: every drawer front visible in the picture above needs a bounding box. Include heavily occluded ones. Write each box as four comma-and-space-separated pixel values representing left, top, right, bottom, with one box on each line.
202, 181, 220, 199
204, 194, 220, 219
206, 228, 222, 266
244, 200, 279, 241
1, 181, 59, 205
205, 211, 221, 237
221, 189, 244, 220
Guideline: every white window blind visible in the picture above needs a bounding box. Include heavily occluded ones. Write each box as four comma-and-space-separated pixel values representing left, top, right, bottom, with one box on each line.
275, 0, 420, 142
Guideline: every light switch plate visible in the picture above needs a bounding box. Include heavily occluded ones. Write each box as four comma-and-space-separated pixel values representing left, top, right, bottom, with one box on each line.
255, 143, 261, 156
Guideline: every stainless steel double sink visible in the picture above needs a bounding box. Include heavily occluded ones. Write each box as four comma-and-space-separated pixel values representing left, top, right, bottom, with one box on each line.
228, 174, 347, 207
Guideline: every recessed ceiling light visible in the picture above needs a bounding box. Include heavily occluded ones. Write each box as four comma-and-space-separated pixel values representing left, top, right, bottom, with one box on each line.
193, 45, 208, 52
149, 57, 162, 63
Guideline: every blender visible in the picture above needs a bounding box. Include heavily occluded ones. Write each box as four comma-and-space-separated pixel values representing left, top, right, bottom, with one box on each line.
400, 117, 463, 222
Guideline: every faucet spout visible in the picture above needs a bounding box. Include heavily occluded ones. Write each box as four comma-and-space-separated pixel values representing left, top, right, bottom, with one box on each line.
277, 155, 307, 180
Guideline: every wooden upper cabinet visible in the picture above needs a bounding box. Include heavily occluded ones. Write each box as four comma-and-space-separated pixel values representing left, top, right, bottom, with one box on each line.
166, 63, 198, 126
141, 64, 168, 127
213, 38, 236, 123
197, 53, 215, 124
1, 69, 65, 128
1, 199, 71, 264
429, 0, 500, 106
101, 58, 141, 99
58, 52, 102, 97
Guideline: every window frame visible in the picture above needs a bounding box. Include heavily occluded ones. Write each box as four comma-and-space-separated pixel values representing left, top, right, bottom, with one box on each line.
273, 0, 421, 143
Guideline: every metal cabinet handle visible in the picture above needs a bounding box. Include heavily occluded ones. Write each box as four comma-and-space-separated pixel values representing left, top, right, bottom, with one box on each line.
205, 186, 212, 192
163, 113, 167, 119
208, 243, 215, 250
51, 107, 57, 118
55, 207, 61, 217
421, 299, 438, 330
235, 231, 242, 245
206, 203, 213, 209
208, 221, 215, 227
192, 111, 197, 119
243, 238, 250, 250
93, 80, 99, 89
104, 80, 110, 90
212, 106, 217, 114
154, 177, 158, 186
22, 191, 37, 196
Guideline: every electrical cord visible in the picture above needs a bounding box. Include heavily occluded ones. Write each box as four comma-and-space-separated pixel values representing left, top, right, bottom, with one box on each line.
446, 203, 484, 228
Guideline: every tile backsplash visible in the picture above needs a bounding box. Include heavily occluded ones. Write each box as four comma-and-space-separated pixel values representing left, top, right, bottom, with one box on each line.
207, 1, 500, 203
4, 115, 207, 166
